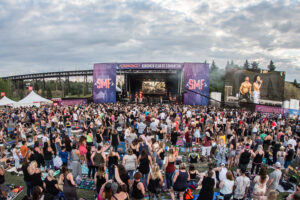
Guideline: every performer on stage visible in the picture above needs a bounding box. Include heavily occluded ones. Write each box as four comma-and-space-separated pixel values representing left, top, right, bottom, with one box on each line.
253, 75, 263, 104
239, 76, 252, 102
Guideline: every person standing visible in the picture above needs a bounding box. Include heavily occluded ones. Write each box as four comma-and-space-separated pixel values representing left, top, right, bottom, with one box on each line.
43, 142, 54, 170
219, 171, 234, 200
251, 145, 264, 175
43, 170, 60, 199
285, 144, 294, 169
202, 132, 212, 161
253, 75, 263, 104
184, 127, 193, 154
71, 144, 82, 179
91, 145, 107, 171
122, 148, 137, 179
86, 146, 95, 179
107, 148, 120, 179
138, 149, 152, 187
238, 145, 251, 172
22, 158, 32, 197
59, 166, 78, 200
147, 164, 163, 200
94, 165, 108, 195
197, 170, 215, 200
0, 166, 7, 199
171, 163, 190, 200
233, 168, 250, 200
267, 162, 282, 192
12, 144, 21, 175
164, 148, 176, 190
252, 167, 269, 200
132, 172, 145, 200
111, 129, 120, 152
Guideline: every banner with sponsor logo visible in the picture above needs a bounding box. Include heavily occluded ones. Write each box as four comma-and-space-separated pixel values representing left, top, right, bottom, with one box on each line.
93, 64, 116, 103
255, 105, 285, 114
184, 63, 209, 105
60, 99, 87, 106
116, 63, 183, 70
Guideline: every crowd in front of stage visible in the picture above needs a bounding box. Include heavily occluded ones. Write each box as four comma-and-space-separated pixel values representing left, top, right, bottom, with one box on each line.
0, 103, 299, 200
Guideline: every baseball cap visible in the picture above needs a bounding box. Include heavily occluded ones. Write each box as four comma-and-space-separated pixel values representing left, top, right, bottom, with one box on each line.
275, 162, 281, 168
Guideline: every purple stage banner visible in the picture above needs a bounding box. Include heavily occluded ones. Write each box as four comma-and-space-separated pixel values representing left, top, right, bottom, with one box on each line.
255, 105, 286, 114
60, 99, 87, 106
184, 63, 209, 105
116, 63, 183, 70
93, 64, 116, 103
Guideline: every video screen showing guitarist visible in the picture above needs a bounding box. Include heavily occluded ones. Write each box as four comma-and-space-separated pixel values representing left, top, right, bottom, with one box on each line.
239, 76, 252, 102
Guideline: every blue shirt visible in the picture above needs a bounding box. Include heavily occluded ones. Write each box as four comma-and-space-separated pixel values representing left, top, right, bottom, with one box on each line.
59, 151, 68, 163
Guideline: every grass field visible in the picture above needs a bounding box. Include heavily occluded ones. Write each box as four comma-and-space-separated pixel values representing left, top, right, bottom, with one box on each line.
4, 156, 292, 200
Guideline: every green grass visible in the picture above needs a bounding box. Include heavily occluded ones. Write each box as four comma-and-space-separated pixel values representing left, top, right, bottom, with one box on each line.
4, 173, 95, 200
4, 142, 297, 200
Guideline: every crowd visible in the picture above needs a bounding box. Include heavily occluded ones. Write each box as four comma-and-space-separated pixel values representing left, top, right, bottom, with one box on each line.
0, 103, 299, 200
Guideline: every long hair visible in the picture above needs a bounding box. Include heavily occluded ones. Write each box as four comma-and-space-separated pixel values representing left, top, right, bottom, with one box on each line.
141, 149, 147, 159
259, 167, 268, 184
48, 170, 54, 179
257, 145, 263, 154
151, 164, 161, 180
28, 161, 37, 175
43, 142, 49, 151
97, 164, 105, 177
109, 147, 114, 157
118, 164, 127, 177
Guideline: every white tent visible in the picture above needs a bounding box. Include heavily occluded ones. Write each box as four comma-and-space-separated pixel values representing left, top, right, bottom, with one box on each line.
0, 96, 16, 106
15, 91, 52, 107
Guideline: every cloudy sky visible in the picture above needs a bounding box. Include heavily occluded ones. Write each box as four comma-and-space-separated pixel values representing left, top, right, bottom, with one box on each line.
0, 0, 299, 81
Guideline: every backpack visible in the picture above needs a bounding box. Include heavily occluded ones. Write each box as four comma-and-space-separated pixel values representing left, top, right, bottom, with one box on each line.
184, 188, 193, 200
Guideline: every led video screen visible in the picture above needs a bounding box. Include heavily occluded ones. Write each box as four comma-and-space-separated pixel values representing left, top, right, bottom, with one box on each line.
224, 68, 285, 104
142, 81, 166, 94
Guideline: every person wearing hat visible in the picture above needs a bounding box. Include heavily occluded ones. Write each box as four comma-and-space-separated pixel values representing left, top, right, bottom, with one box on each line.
267, 162, 282, 192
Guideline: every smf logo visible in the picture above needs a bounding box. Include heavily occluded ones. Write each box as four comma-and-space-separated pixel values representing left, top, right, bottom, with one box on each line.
188, 79, 205, 90
96, 78, 112, 89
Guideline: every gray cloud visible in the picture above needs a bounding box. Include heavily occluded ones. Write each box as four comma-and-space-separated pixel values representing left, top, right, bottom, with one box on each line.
0, 0, 299, 81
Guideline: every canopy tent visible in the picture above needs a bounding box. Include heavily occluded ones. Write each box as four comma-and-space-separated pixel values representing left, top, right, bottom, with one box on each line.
0, 96, 16, 106
15, 91, 52, 107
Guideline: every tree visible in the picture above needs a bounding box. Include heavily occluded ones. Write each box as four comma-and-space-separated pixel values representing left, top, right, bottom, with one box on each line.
243, 60, 250, 70
251, 61, 259, 71
0, 79, 13, 97
268, 60, 276, 71
210, 60, 218, 72
41, 89, 46, 98
46, 87, 52, 99
294, 79, 298, 86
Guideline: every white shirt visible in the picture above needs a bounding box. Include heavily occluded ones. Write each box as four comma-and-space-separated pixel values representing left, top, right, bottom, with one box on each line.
219, 167, 228, 182
234, 175, 250, 199
42, 135, 49, 145
220, 179, 234, 195
186, 110, 192, 118
287, 139, 297, 149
